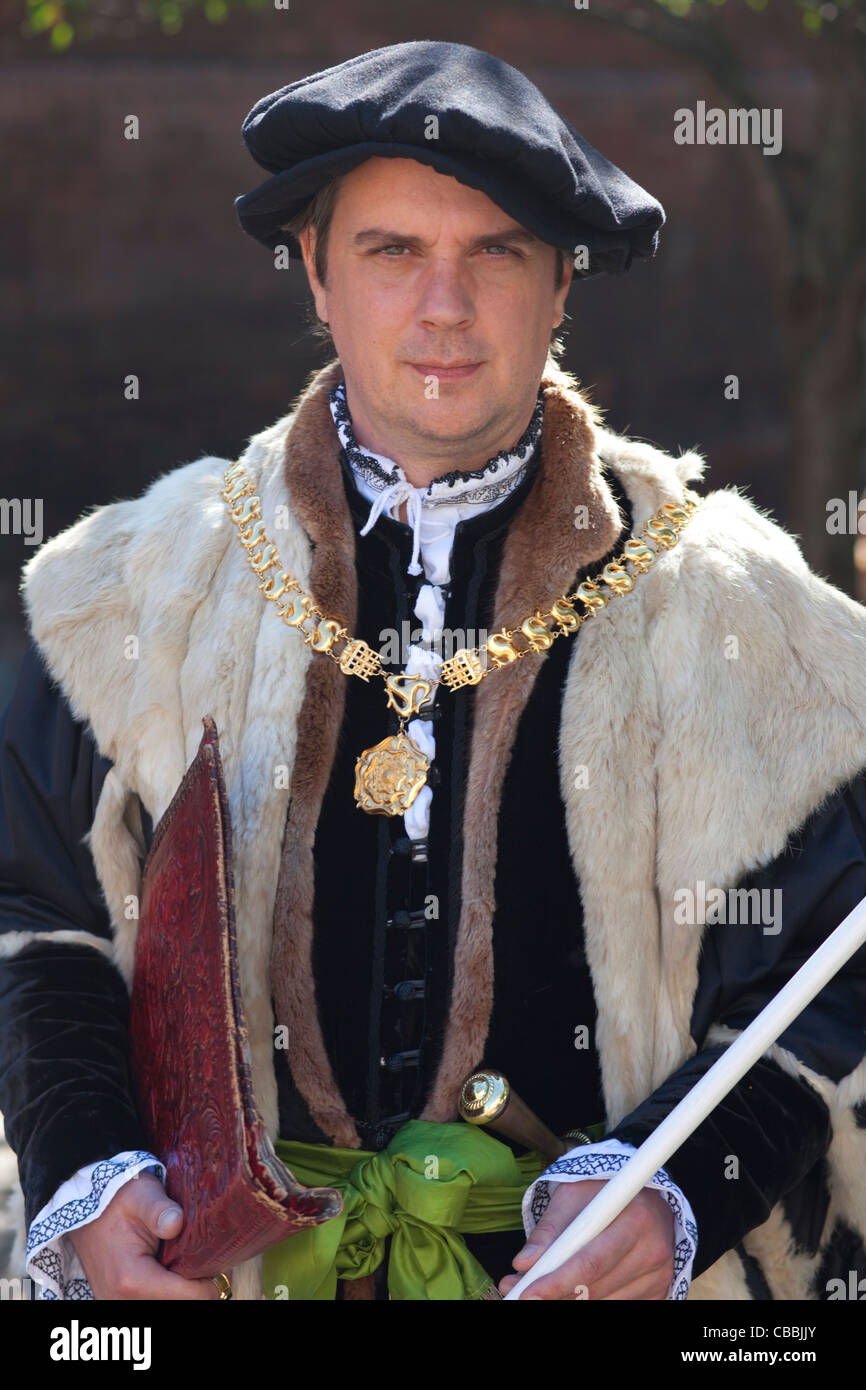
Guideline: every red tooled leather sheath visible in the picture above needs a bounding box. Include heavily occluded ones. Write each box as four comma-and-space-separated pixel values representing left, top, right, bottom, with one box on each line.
129, 716, 342, 1279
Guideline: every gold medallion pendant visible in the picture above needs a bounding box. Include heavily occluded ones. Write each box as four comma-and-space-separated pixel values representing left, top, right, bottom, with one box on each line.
354, 728, 430, 816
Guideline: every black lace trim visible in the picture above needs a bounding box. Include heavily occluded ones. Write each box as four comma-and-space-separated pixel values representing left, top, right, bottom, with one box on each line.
329, 381, 544, 499
27, 1151, 162, 1300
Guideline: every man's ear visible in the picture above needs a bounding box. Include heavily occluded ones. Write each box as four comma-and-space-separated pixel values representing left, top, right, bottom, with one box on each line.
299, 226, 329, 325
553, 256, 574, 329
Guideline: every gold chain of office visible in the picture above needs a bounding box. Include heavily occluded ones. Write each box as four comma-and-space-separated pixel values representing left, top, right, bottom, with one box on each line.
222, 459, 701, 817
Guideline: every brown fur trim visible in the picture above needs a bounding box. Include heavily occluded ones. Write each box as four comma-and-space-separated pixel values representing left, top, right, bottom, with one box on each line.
421, 363, 624, 1120
270, 359, 361, 1148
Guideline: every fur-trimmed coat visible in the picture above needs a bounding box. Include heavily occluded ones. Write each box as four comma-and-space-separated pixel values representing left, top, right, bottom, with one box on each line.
5, 356, 866, 1300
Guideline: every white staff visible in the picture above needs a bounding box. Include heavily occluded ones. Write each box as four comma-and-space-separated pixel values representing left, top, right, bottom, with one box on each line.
503, 893, 866, 1299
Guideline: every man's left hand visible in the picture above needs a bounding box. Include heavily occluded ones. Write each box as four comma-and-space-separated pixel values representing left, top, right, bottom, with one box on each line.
498, 1179, 675, 1300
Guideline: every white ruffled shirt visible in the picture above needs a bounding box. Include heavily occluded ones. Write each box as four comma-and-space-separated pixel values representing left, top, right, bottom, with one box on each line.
26, 390, 696, 1299
328, 380, 545, 843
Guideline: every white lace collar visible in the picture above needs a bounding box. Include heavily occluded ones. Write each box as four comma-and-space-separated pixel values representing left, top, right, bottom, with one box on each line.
329, 380, 543, 574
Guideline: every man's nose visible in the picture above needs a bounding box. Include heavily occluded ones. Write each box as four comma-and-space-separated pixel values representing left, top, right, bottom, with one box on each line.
414, 259, 475, 331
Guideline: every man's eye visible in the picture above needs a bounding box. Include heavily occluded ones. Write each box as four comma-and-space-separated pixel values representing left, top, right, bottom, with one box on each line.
378, 245, 409, 257
482, 245, 514, 256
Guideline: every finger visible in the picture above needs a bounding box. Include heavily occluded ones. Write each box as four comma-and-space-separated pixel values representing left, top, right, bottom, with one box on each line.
124, 1176, 185, 1244
113, 1252, 221, 1301
500, 1256, 669, 1303
586, 1197, 674, 1299
588, 1242, 672, 1301
509, 1223, 640, 1301
510, 1180, 606, 1273
514, 1228, 644, 1301
497, 1271, 553, 1300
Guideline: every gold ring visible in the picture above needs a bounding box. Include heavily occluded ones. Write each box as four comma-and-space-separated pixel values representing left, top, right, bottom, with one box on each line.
210, 1271, 232, 1300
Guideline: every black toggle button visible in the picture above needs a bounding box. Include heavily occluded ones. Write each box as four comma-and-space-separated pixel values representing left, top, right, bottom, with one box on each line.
356, 1113, 412, 1151
386, 908, 428, 930
380, 1048, 421, 1073
391, 835, 428, 859
391, 979, 426, 1002
380, 1110, 411, 1128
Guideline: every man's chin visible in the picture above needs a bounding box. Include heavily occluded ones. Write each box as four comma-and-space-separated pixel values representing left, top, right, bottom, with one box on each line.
395, 404, 511, 450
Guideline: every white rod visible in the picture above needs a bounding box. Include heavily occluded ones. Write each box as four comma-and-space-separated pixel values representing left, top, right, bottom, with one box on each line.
505, 892, 866, 1299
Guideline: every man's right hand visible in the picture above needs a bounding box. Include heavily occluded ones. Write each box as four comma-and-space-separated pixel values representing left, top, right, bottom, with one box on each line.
68, 1171, 221, 1299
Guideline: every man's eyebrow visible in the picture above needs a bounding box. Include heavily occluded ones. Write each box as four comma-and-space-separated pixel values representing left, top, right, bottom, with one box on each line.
465, 228, 539, 250
351, 227, 540, 250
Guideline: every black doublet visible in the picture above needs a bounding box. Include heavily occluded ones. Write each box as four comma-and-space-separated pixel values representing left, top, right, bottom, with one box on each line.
299, 445, 610, 1150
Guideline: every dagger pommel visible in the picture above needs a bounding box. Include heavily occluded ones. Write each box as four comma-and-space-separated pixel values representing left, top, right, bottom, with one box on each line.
459, 1069, 567, 1164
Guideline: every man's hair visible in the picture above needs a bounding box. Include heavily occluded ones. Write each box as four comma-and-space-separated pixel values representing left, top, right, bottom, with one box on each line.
279, 175, 567, 348
280, 177, 345, 290
279, 179, 343, 346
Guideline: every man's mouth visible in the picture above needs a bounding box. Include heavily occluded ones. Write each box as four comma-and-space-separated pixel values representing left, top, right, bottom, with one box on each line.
407, 361, 483, 381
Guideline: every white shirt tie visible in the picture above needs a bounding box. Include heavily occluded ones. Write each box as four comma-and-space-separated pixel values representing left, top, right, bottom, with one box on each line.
330, 381, 544, 841
358, 475, 425, 576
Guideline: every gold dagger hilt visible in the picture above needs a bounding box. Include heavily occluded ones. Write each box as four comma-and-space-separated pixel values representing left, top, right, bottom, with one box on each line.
458, 1068, 567, 1165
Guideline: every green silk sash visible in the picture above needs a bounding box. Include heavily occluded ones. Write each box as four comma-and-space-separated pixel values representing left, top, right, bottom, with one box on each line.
262, 1119, 547, 1301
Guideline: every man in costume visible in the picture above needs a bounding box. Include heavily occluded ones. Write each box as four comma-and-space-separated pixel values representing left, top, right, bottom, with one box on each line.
2, 40, 866, 1301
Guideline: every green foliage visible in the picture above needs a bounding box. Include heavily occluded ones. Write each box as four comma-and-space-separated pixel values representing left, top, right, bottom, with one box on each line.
19, 0, 262, 48
650, 0, 865, 35
19, 0, 866, 48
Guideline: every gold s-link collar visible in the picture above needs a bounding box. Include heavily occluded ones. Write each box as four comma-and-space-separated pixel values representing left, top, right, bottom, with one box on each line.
384, 672, 435, 719
210, 1270, 232, 1300
438, 490, 701, 689
222, 459, 702, 814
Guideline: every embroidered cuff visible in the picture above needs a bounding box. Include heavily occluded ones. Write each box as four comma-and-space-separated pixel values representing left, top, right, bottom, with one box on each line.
521, 1138, 698, 1300
26, 1150, 164, 1300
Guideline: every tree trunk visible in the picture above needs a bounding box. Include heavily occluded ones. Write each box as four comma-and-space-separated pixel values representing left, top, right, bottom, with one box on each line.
780, 59, 866, 596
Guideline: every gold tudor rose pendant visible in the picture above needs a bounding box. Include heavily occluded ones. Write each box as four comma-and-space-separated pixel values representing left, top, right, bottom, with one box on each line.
353, 726, 431, 817
354, 671, 435, 816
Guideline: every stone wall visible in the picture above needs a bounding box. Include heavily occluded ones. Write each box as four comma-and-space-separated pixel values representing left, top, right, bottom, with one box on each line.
0, 4, 814, 699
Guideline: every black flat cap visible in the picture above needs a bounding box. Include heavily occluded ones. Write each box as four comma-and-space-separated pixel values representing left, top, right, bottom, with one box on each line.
235, 40, 665, 277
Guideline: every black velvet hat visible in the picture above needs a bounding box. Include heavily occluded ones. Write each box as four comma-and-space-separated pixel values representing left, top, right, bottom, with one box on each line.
235, 40, 665, 277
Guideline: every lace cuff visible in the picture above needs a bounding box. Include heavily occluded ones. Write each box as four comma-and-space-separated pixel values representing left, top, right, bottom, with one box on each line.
26, 1150, 164, 1299
521, 1138, 698, 1300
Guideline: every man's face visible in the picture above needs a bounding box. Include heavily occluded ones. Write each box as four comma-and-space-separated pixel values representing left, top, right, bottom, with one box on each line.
299, 157, 572, 465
